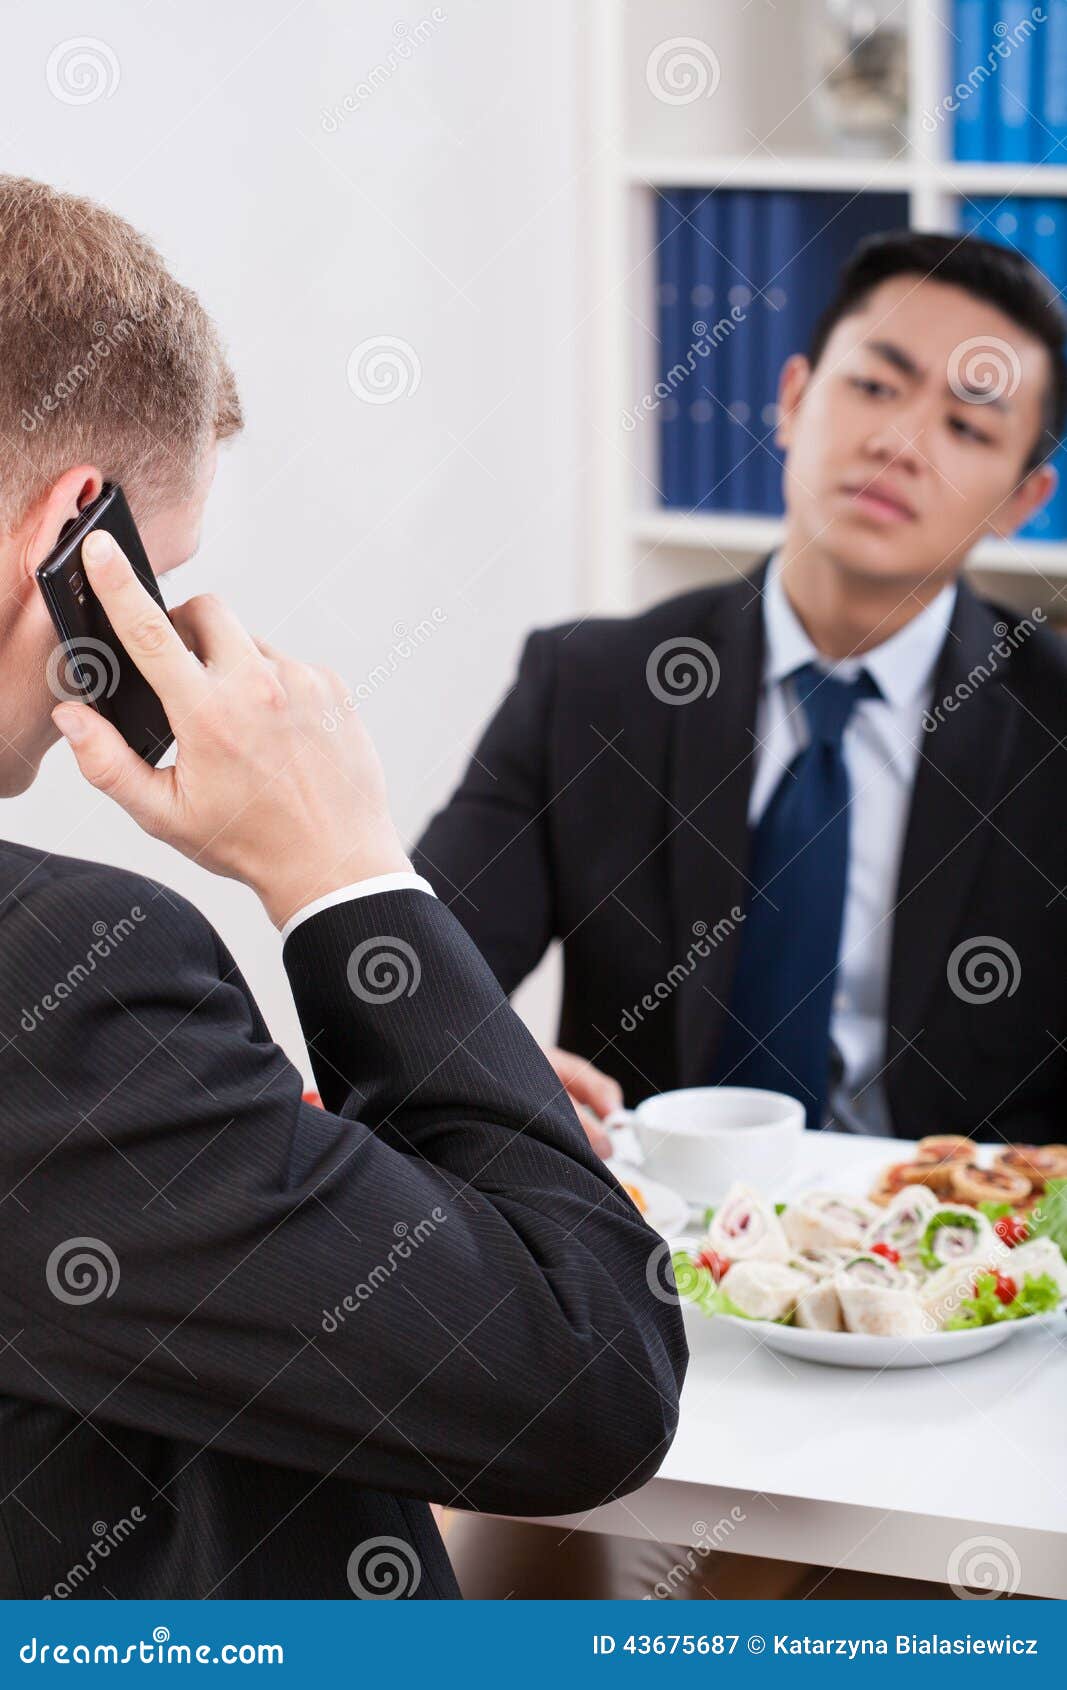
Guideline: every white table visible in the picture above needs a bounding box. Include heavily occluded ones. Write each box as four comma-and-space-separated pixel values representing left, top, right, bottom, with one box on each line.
531, 1132, 1067, 1598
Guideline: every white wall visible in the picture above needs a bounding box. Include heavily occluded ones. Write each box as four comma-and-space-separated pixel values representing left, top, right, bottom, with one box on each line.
1, 0, 582, 1071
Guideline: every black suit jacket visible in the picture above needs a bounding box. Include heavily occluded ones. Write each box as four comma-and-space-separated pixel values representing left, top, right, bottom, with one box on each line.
414, 558, 1067, 1142
0, 841, 686, 1598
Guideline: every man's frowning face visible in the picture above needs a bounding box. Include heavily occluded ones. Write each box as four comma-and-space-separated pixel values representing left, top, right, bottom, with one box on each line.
774, 273, 1057, 591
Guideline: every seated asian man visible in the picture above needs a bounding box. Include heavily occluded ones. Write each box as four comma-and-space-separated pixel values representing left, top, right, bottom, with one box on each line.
414, 227, 1067, 1597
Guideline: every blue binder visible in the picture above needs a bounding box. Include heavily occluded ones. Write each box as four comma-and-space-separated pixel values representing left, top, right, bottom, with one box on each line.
655, 189, 691, 507
719, 191, 759, 511
1044, 0, 1067, 164
994, 1, 1039, 161
689, 189, 723, 512
953, 0, 994, 161
759, 190, 808, 515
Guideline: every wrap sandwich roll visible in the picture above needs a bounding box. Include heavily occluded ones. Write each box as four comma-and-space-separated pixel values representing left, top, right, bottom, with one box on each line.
1004, 1237, 1067, 1296
793, 1275, 844, 1331
717, 1260, 809, 1321
864, 1183, 939, 1264
917, 1204, 996, 1271
833, 1253, 925, 1337
781, 1192, 879, 1252
706, 1182, 789, 1262
921, 1243, 1011, 1330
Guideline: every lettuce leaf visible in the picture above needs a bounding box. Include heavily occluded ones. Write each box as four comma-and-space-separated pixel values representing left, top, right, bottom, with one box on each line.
1025, 1177, 1067, 1261
944, 1271, 1060, 1330
670, 1251, 755, 1320
978, 1200, 1014, 1223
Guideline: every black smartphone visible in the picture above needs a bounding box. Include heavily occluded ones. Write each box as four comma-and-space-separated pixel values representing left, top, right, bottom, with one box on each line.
36, 483, 174, 766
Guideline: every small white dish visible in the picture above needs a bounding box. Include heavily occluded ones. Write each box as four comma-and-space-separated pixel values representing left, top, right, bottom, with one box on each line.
606, 1158, 690, 1239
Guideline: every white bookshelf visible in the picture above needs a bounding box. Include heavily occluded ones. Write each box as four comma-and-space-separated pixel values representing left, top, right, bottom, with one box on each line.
581, 0, 1067, 620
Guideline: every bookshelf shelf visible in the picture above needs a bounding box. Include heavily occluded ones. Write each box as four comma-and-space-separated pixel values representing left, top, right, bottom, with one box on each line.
627, 157, 1067, 198
582, 0, 1067, 620
632, 511, 1067, 578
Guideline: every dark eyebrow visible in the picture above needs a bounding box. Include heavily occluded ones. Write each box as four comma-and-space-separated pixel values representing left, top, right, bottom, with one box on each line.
863, 336, 1010, 413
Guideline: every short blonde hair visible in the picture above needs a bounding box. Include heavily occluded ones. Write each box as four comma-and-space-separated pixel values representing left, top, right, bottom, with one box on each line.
0, 175, 242, 530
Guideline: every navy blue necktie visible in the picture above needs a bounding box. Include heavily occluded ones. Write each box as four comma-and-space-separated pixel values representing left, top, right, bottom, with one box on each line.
712, 659, 881, 1129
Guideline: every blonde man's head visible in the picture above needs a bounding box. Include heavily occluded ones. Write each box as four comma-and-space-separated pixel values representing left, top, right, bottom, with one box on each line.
0, 176, 242, 796
0, 174, 241, 532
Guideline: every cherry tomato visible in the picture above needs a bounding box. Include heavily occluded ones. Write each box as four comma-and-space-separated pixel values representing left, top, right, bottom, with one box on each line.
696, 1249, 730, 1282
994, 1214, 1028, 1247
975, 1271, 1018, 1305
871, 1242, 901, 1265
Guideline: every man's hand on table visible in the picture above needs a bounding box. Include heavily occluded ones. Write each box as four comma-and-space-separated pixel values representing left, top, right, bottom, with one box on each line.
544, 1045, 623, 1159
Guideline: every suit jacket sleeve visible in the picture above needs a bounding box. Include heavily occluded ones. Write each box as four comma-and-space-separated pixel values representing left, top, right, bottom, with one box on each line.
0, 869, 685, 1516
413, 629, 558, 992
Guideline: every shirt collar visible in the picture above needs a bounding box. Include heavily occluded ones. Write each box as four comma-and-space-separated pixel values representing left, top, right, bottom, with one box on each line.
761, 550, 957, 709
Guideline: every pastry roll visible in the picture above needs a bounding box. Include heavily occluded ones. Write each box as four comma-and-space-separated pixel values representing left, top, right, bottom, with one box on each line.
915, 1135, 973, 1163
706, 1182, 789, 1262
834, 1253, 925, 1336
993, 1144, 1067, 1194
949, 1162, 1031, 1208
782, 1192, 879, 1252
718, 1260, 809, 1322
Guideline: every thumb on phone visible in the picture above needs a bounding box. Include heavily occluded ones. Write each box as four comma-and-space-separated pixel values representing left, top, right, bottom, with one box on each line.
53, 702, 169, 836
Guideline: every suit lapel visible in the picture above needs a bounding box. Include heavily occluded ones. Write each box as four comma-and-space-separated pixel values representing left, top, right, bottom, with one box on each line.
885, 581, 1017, 1105
669, 559, 768, 1084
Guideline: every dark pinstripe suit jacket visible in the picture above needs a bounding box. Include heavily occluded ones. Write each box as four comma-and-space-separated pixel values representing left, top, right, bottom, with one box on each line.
0, 840, 686, 1598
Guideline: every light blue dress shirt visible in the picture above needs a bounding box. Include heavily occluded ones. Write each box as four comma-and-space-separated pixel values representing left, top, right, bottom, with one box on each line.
751, 553, 957, 1132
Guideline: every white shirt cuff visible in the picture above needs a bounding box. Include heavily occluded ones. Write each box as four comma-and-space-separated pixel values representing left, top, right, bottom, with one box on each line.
281, 872, 436, 942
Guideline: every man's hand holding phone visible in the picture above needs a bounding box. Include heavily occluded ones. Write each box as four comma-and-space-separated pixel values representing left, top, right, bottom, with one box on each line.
51, 530, 412, 929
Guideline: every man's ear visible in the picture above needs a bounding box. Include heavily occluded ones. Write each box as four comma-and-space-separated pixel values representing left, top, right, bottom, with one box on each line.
19, 465, 105, 578
986, 459, 1057, 540
773, 354, 811, 451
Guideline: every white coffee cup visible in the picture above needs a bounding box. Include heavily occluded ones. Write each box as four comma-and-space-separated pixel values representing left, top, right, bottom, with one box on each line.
605, 1086, 805, 1206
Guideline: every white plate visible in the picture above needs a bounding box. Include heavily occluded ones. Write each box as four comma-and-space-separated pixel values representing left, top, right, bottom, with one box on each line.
712, 1312, 1026, 1368
669, 1233, 1067, 1367
607, 1159, 690, 1239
